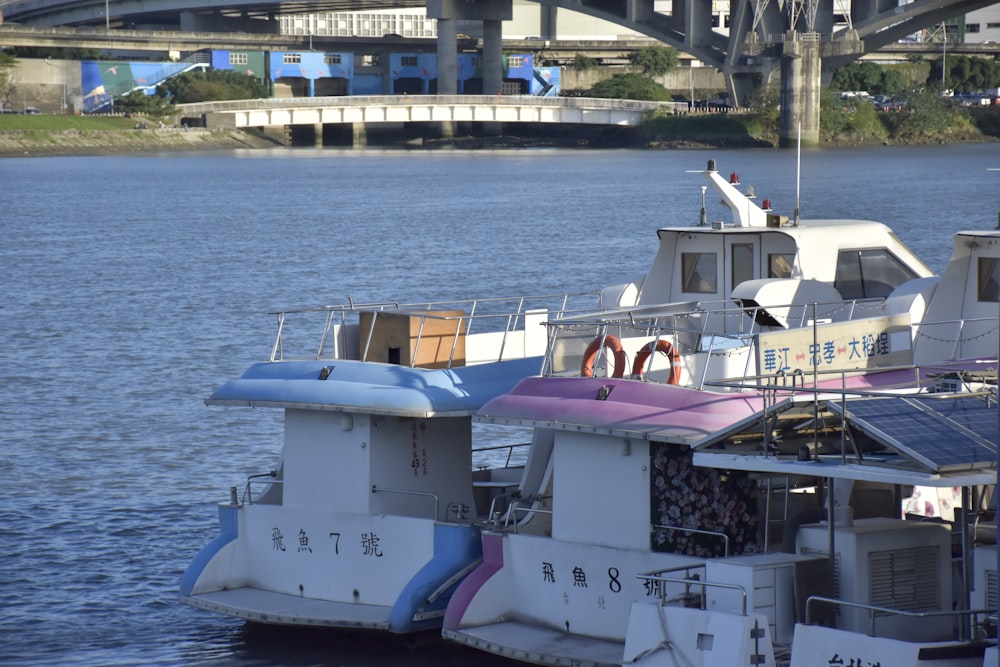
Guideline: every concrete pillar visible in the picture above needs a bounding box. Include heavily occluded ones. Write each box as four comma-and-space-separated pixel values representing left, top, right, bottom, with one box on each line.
482, 19, 503, 95
352, 122, 367, 148
427, 0, 512, 94
779, 37, 821, 148
436, 18, 458, 95
314, 123, 323, 147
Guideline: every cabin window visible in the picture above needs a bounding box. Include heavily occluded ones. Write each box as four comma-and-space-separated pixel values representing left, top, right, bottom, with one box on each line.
768, 253, 794, 279
978, 257, 1000, 302
324, 54, 342, 65
834, 248, 920, 300
508, 56, 524, 68
731, 244, 754, 289
401, 56, 418, 66
229, 53, 248, 65
283, 53, 301, 64
682, 252, 718, 293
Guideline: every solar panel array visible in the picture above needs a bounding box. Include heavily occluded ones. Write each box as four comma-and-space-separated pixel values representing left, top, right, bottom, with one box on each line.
839, 396, 998, 472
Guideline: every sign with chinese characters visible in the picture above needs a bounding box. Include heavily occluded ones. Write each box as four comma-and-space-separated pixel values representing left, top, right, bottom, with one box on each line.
756, 314, 912, 374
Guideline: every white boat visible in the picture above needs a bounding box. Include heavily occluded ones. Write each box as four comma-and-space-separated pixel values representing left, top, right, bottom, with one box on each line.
179, 159, 941, 635
179, 293, 596, 632
441, 225, 1000, 665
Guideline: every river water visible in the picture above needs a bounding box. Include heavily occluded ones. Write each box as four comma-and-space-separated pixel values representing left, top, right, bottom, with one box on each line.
1, 144, 997, 667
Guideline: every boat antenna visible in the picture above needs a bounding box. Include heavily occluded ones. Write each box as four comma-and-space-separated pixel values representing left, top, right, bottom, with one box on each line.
793, 122, 801, 227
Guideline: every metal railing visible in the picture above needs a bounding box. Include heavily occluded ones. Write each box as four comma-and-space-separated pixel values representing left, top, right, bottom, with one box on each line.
268, 292, 596, 366
652, 524, 730, 557
636, 564, 749, 615
242, 470, 281, 504
805, 596, 995, 640
371, 485, 439, 519
539, 296, 889, 383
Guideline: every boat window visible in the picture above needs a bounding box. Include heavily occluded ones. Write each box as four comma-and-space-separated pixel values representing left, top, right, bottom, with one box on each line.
978, 257, 1000, 302
682, 252, 718, 293
834, 248, 920, 299
768, 253, 794, 279
731, 243, 754, 289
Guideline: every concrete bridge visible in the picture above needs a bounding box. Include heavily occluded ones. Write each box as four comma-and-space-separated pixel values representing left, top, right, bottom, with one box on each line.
177, 94, 683, 144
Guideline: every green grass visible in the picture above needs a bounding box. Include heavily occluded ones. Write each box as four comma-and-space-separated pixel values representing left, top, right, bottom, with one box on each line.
0, 115, 137, 131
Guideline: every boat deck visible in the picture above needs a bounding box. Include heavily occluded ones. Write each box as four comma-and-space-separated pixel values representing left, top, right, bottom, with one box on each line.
443, 621, 624, 667
182, 588, 392, 629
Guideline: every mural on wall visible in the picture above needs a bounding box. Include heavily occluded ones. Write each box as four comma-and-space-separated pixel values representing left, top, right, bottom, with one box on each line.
389, 53, 436, 94
270, 52, 354, 96
210, 51, 266, 79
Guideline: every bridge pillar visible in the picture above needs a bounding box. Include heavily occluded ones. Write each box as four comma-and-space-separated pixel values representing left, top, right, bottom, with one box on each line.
435, 18, 458, 95
427, 0, 512, 94
779, 36, 821, 148
483, 19, 503, 95
352, 122, 367, 148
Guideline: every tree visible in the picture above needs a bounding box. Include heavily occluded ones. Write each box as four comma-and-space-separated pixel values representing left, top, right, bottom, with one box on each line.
0, 53, 17, 111
587, 73, 672, 101
627, 46, 679, 77
157, 69, 269, 104
572, 54, 598, 71
115, 89, 169, 116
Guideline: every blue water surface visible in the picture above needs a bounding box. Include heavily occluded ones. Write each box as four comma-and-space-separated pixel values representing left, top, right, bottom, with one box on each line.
1, 144, 997, 666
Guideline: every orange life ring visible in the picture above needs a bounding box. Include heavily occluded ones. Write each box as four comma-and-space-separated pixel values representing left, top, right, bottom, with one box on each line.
581, 334, 627, 378
632, 339, 680, 384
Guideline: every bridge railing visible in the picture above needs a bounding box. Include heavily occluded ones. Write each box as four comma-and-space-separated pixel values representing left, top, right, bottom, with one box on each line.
174, 95, 682, 116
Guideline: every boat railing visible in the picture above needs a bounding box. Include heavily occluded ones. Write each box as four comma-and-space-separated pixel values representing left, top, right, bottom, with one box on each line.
242, 470, 281, 505
267, 292, 598, 365
495, 498, 553, 531
652, 524, 730, 557
370, 484, 439, 520
912, 315, 1000, 361
540, 296, 888, 380
804, 596, 995, 640
473, 442, 531, 469
637, 564, 748, 614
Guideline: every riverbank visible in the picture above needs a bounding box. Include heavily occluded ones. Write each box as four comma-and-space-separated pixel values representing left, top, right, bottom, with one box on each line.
0, 126, 281, 156
0, 110, 996, 155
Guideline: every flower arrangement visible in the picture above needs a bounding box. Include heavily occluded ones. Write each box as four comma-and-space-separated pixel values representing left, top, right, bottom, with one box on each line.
650, 442, 760, 557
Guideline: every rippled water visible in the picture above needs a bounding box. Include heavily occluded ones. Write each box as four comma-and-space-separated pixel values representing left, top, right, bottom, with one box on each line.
1, 144, 997, 666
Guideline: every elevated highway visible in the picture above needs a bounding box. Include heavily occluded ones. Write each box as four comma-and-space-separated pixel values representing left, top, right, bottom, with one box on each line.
3, 0, 998, 145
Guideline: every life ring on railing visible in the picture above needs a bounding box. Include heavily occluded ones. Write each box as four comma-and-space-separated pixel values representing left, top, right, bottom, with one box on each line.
632, 339, 681, 384
581, 335, 627, 378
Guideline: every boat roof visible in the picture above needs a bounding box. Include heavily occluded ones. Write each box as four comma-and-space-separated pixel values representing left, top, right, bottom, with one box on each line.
206, 356, 543, 418
477, 368, 998, 487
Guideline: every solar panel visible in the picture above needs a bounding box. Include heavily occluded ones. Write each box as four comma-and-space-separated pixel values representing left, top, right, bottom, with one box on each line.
830, 396, 998, 473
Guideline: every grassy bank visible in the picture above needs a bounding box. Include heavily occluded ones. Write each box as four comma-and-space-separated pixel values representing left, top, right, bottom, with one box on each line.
0, 115, 280, 156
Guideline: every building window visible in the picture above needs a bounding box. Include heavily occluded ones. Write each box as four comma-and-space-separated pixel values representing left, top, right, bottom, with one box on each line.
401, 56, 417, 66
967, 23, 981, 32
508, 56, 524, 68
283, 53, 301, 64
681, 252, 718, 293
229, 53, 248, 65
361, 54, 380, 66
987, 22, 1000, 28
324, 54, 342, 64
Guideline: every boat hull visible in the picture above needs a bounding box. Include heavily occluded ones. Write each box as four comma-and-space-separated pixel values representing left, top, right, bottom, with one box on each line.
181, 504, 481, 633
